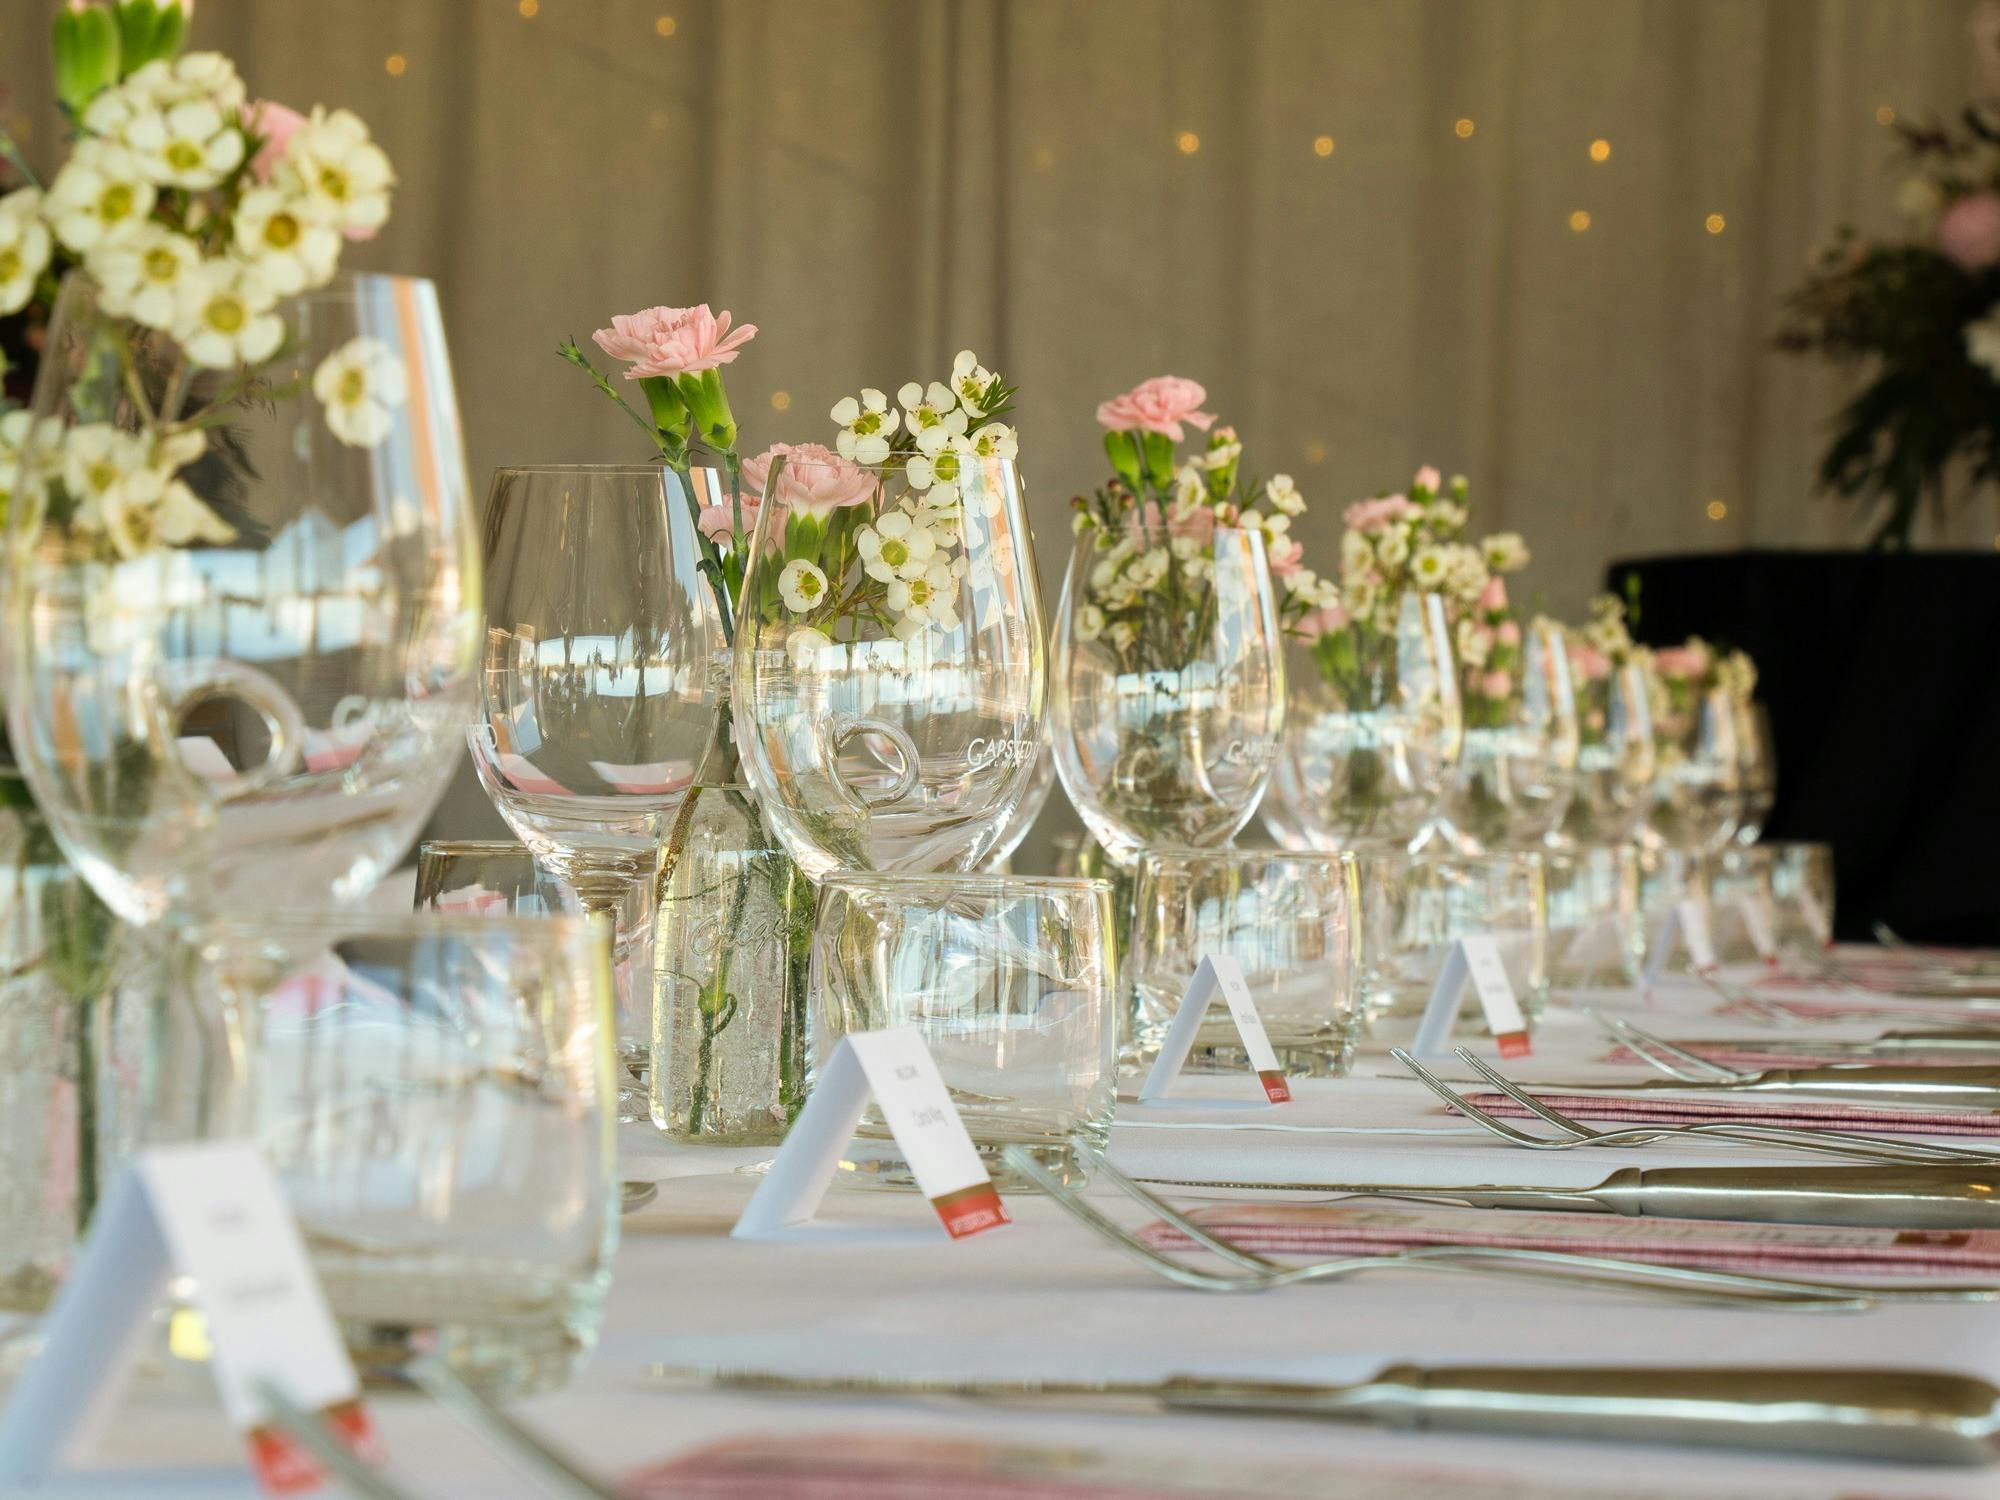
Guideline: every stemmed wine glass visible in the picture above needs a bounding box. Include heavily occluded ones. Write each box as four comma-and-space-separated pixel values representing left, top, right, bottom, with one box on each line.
1270, 591, 1459, 852
1649, 680, 1742, 853
470, 464, 730, 1101
1436, 620, 1578, 852
1049, 522, 1285, 864
1559, 658, 1655, 846
732, 448, 1046, 879
1733, 699, 1776, 845
5, 271, 480, 925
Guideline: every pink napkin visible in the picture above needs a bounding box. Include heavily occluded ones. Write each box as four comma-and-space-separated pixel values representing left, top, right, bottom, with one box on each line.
1138, 1201, 2000, 1277
1599, 1043, 1984, 1071
1466, 1090, 2000, 1137
1718, 993, 2000, 1026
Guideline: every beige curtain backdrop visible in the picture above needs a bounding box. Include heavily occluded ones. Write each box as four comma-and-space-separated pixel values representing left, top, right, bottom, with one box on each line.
5, 0, 1989, 854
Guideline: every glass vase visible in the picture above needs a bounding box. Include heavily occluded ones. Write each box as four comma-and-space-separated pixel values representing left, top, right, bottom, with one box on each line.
649, 783, 814, 1144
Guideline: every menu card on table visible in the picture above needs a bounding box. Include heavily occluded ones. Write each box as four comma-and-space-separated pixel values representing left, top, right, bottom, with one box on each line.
1137, 954, 1292, 1105
1410, 935, 1530, 1059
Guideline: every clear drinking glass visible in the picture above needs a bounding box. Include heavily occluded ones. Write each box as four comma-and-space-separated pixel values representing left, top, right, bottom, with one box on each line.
181, 911, 618, 1397
811, 872, 1115, 1187
1365, 849, 1550, 1026
732, 451, 1045, 880
1769, 840, 1835, 952
1650, 683, 1742, 853
1733, 700, 1776, 845
1545, 843, 1642, 989
1050, 523, 1284, 864
1561, 660, 1655, 847
1272, 592, 1459, 852
414, 838, 580, 917
1440, 621, 1578, 852
4, 272, 480, 925
1130, 849, 1361, 1075
471, 465, 729, 1103
1709, 845, 1779, 966
983, 725, 1056, 871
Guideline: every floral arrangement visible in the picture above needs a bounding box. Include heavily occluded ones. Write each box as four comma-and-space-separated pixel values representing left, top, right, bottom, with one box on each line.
1556, 593, 1643, 743
0, 0, 396, 559
1069, 375, 1334, 671
1777, 101, 2000, 546
1309, 465, 1529, 712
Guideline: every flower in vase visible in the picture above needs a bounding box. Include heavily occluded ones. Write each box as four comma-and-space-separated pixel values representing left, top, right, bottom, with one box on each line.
744, 441, 874, 519
779, 559, 829, 612
1410, 547, 1449, 590
1939, 190, 2000, 272
234, 183, 341, 295
1413, 464, 1442, 495
281, 107, 394, 241
898, 381, 967, 455
1653, 642, 1711, 682
60, 424, 150, 528
830, 388, 899, 463
1569, 641, 1612, 683
967, 421, 1017, 462
907, 436, 971, 504
1342, 493, 1416, 533
46, 142, 156, 253
0, 189, 52, 315
1266, 532, 1305, 576
887, 558, 960, 637
1457, 618, 1492, 668
857, 510, 938, 582
950, 349, 996, 409
1967, 303, 2000, 379
313, 335, 409, 447
592, 303, 756, 379
1294, 603, 1348, 641
786, 625, 833, 670
697, 490, 762, 546
1074, 603, 1106, 641
1094, 375, 1215, 442
1264, 473, 1304, 515
0, 411, 63, 537
121, 95, 246, 190
1481, 531, 1530, 573
1479, 669, 1513, 700
91, 222, 201, 329
175, 258, 283, 368
102, 464, 233, 557
1495, 618, 1521, 647
1474, 575, 1509, 614
241, 99, 307, 182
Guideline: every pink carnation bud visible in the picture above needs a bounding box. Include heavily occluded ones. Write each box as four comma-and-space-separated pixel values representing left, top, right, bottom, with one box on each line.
240, 100, 305, 183
1495, 620, 1520, 647
1939, 191, 2000, 271
1413, 464, 1441, 492
1480, 670, 1513, 699
1476, 577, 1509, 612
1095, 376, 1217, 442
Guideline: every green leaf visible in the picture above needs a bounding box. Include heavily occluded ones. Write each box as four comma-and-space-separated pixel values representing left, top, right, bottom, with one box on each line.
54, 6, 123, 113
1102, 430, 1141, 491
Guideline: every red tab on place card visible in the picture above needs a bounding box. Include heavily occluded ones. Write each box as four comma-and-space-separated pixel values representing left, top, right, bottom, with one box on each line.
1495, 1030, 1531, 1060
930, 1182, 1010, 1240
1256, 1070, 1292, 1104
246, 1401, 380, 1497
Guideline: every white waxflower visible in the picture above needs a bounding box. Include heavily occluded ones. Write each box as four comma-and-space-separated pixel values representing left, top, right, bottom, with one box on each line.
123, 98, 245, 190
1073, 603, 1105, 642
905, 436, 972, 504
966, 421, 1016, 462
887, 558, 960, 636
1172, 463, 1205, 509
234, 186, 341, 295
0, 189, 51, 316
1376, 528, 1410, 568
1264, 474, 1304, 515
312, 336, 408, 447
1340, 530, 1373, 576
1201, 439, 1241, 471
1410, 548, 1449, 591
1170, 533, 1203, 561
284, 108, 395, 240
949, 349, 994, 409
856, 510, 938, 582
1481, 531, 1530, 573
1344, 576, 1379, 620
786, 626, 832, 671
779, 559, 829, 613
0, 410, 63, 538
1456, 616, 1491, 668
898, 381, 966, 455
176, 260, 283, 369
91, 224, 201, 330
1427, 500, 1467, 532
46, 144, 156, 253
102, 468, 234, 558
1968, 303, 2000, 380
1106, 620, 1137, 651
1126, 547, 1170, 591
830, 388, 899, 464
118, 54, 248, 115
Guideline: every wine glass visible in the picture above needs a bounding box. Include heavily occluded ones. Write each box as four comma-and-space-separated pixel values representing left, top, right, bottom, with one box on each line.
4, 271, 479, 926
1649, 682, 1742, 853
1559, 659, 1655, 846
731, 449, 1046, 880
982, 724, 1056, 871
1049, 522, 1284, 864
470, 464, 728, 1105
1271, 591, 1458, 852
1438, 620, 1578, 852
1733, 699, 1776, 845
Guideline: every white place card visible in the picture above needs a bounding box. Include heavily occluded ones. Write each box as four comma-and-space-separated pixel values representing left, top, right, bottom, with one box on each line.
1796, 888, 1833, 946
1410, 935, 1530, 1059
1644, 897, 1718, 988
1736, 894, 1777, 962
733, 1027, 1009, 1242
1137, 954, 1292, 1105
0, 1142, 377, 1497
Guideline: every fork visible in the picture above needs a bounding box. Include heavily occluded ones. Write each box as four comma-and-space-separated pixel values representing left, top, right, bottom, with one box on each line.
998, 1145, 1894, 1310
1390, 1046, 2000, 1167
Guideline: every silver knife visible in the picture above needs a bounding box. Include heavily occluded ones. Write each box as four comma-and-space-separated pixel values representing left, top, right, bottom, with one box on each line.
1507, 1065, 2000, 1104
648, 1363, 2000, 1466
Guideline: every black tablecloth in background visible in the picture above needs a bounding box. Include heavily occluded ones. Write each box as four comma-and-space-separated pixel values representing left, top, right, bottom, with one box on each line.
1607, 550, 2000, 946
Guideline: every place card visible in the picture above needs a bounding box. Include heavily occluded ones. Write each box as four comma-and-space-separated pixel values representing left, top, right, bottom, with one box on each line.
1137, 954, 1291, 1105
1643, 897, 1717, 989
1796, 888, 1833, 946
733, 1026, 1009, 1242
1735, 894, 1777, 962
0, 1142, 377, 1497
1410, 935, 1530, 1059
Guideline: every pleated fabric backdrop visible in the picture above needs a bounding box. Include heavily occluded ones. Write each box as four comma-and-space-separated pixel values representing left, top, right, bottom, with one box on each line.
5, 0, 1991, 855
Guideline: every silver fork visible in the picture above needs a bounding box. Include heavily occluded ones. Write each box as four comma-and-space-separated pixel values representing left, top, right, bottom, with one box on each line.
1594, 1012, 1744, 1083
1391, 1046, 2000, 1167
998, 1145, 1885, 1310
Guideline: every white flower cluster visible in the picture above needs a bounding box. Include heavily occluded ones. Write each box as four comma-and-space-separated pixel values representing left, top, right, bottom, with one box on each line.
54, 423, 231, 558
1335, 471, 1527, 635
1577, 592, 1637, 659
1714, 649, 1757, 703
829, 351, 1018, 517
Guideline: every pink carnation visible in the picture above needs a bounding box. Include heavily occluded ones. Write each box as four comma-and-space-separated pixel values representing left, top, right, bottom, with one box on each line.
740, 442, 875, 520
1476, 576, 1509, 612
1295, 603, 1349, 642
1137, 498, 1216, 545
241, 100, 304, 183
1095, 376, 1217, 442
1413, 465, 1442, 493
1569, 643, 1611, 682
1479, 670, 1513, 699
1494, 619, 1520, 647
1342, 494, 1418, 532
1938, 191, 2000, 271
1654, 643, 1710, 681
592, 305, 757, 379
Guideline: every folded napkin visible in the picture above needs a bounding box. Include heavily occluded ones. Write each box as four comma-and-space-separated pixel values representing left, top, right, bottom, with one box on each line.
1138, 1200, 2000, 1278
1467, 1090, 2000, 1137
1599, 1043, 1985, 1071
1718, 993, 2000, 1027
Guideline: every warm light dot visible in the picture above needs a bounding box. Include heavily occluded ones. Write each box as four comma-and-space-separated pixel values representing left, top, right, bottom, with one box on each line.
1302, 439, 1328, 465
384, 53, 407, 76
1454, 117, 1475, 139
1176, 130, 1200, 155
1568, 209, 1591, 232
655, 14, 677, 36
1876, 103, 1896, 126
1313, 134, 1335, 157
1705, 212, 1726, 234
1589, 138, 1612, 162
518, 0, 538, 15
1705, 500, 1728, 521
769, 390, 792, 412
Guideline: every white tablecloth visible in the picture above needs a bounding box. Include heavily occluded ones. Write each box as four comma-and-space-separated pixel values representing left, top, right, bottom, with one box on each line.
10, 969, 2000, 1498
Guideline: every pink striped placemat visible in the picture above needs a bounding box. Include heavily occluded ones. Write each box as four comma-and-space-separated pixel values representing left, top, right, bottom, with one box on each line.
1465, 1090, 2000, 1137
1599, 1043, 1985, 1071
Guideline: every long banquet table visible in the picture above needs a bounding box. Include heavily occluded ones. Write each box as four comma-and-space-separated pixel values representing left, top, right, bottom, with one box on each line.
9, 965, 2000, 1498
